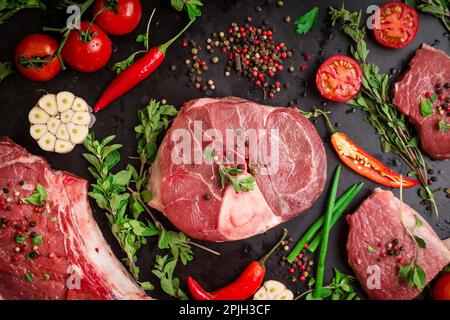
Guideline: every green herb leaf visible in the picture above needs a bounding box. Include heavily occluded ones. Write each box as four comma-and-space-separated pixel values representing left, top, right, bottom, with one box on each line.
32, 235, 44, 245
218, 165, 255, 192
414, 235, 427, 249
367, 245, 375, 253
139, 281, 155, 291
398, 260, 427, 290
25, 271, 34, 282
420, 97, 434, 117
152, 255, 188, 300
438, 119, 450, 132
111, 55, 136, 74
0, 61, 14, 81
414, 215, 423, 228
404, 0, 417, 7
16, 234, 26, 244
22, 183, 47, 206
294, 7, 319, 35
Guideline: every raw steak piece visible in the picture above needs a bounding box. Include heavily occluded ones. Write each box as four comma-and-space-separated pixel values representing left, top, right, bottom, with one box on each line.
393, 44, 450, 160
0, 137, 148, 300
347, 188, 450, 300
148, 97, 327, 242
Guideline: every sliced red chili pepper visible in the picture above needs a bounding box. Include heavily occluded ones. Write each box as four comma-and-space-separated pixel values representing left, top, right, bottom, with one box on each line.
319, 111, 419, 188
94, 18, 195, 112
187, 229, 287, 300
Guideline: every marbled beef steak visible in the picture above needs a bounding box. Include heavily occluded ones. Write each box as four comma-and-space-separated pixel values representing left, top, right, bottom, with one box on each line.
0, 137, 148, 300
393, 44, 450, 160
148, 97, 327, 242
347, 188, 450, 300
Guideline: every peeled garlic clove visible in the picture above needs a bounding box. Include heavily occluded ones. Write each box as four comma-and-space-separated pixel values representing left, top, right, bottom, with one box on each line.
38, 94, 58, 116
38, 132, 56, 152
67, 123, 88, 144
55, 140, 75, 154
29, 107, 49, 124
72, 97, 89, 112
56, 91, 75, 112
274, 289, 294, 300
253, 287, 268, 300
60, 109, 74, 123
30, 125, 48, 140
47, 117, 61, 135
71, 112, 91, 126
56, 124, 70, 141
264, 280, 286, 299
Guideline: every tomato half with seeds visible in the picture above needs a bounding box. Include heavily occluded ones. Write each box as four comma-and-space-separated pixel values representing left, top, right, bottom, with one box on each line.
373, 2, 419, 49
316, 55, 362, 102
14, 34, 61, 82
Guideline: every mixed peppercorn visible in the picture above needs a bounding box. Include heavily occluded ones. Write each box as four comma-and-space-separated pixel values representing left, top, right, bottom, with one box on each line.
0, 180, 56, 278
372, 238, 406, 265
424, 82, 450, 115
278, 238, 314, 283
178, 17, 313, 99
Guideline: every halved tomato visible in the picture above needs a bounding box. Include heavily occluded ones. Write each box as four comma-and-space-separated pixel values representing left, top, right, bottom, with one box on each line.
315, 55, 362, 102
373, 2, 419, 49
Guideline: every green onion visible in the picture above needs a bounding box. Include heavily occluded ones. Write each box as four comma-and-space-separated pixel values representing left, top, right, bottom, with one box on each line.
313, 165, 341, 299
306, 182, 363, 253
286, 181, 362, 263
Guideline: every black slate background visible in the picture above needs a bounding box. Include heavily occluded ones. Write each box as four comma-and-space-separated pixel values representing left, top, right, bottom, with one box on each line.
0, 0, 449, 300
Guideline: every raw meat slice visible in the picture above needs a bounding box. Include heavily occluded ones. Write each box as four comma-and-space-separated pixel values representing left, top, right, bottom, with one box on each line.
148, 97, 327, 242
393, 44, 450, 160
347, 188, 450, 300
0, 137, 148, 300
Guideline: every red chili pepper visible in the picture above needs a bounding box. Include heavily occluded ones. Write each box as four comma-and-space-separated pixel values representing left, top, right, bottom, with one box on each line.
94, 19, 195, 112
187, 229, 287, 300
319, 111, 419, 188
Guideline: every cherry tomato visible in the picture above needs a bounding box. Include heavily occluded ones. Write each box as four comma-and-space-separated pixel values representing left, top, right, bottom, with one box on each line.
14, 34, 61, 82
62, 21, 112, 73
373, 2, 419, 49
433, 273, 450, 300
92, 0, 142, 35
315, 55, 362, 102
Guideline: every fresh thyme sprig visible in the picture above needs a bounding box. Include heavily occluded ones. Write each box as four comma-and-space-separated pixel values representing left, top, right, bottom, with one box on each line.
329, 5, 437, 215
83, 99, 219, 297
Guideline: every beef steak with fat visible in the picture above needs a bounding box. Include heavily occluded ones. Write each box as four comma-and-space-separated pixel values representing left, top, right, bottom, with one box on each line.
393, 44, 450, 160
0, 137, 148, 300
347, 188, 450, 300
148, 97, 327, 242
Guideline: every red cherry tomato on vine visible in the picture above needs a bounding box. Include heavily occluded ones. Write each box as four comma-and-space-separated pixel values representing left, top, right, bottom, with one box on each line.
62, 21, 112, 72
433, 273, 450, 300
373, 2, 419, 49
92, 0, 142, 35
14, 34, 61, 82
315, 55, 362, 102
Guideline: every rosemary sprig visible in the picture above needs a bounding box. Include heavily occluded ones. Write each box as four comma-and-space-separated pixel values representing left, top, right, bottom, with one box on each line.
407, 0, 450, 32
329, 5, 437, 215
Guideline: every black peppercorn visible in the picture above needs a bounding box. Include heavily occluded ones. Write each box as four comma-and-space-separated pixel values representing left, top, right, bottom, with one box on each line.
29, 221, 36, 228
392, 239, 399, 245
28, 251, 39, 260
203, 193, 211, 200
2, 187, 9, 193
